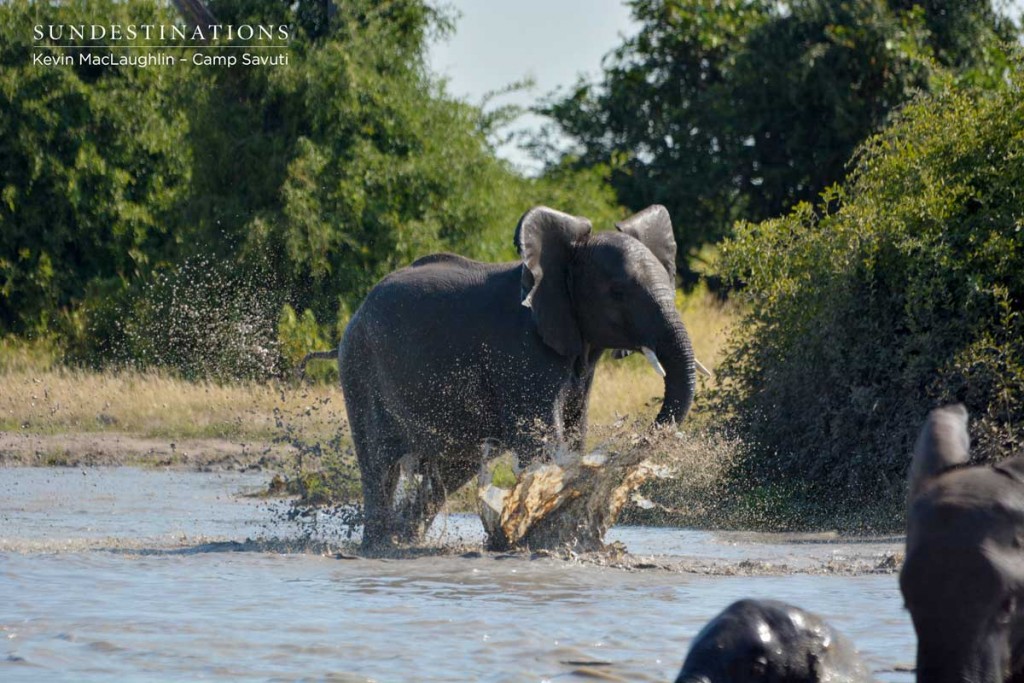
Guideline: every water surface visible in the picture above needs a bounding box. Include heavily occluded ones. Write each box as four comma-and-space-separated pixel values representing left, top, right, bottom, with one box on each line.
0, 467, 913, 682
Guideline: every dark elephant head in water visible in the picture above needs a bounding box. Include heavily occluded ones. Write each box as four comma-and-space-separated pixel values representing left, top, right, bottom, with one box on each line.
675, 599, 870, 683
901, 405, 1024, 683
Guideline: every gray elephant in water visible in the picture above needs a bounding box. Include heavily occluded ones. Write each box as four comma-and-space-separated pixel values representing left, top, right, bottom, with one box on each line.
339, 205, 699, 548
675, 599, 871, 683
901, 405, 1024, 683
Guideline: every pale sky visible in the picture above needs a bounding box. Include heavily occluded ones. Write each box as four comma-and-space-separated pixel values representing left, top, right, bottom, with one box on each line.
428, 0, 639, 173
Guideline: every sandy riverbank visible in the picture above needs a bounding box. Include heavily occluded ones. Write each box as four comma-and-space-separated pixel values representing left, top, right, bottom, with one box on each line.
0, 431, 295, 470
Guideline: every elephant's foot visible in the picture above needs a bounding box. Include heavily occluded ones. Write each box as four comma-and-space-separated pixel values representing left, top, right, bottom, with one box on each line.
392, 482, 446, 545
359, 506, 411, 554
362, 470, 447, 551
360, 507, 431, 550
359, 521, 397, 555
392, 509, 437, 546
359, 536, 395, 557
359, 520, 426, 556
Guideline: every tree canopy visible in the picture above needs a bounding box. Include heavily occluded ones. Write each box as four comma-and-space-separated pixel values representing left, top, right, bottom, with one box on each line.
0, 0, 622, 372
541, 0, 1016, 273
1, 0, 192, 333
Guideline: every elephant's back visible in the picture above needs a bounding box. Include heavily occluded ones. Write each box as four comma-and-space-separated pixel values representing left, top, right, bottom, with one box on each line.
339, 254, 523, 379
352, 257, 521, 335
381, 253, 516, 293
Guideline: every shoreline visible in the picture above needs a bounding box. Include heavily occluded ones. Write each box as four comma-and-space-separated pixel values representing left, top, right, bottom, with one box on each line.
0, 430, 295, 470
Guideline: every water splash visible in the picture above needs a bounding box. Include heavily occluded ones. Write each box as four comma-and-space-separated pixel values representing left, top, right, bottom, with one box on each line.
115, 256, 283, 380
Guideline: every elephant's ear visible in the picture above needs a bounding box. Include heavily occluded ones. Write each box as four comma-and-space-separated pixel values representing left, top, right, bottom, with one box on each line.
515, 206, 592, 358
908, 404, 971, 502
616, 205, 677, 281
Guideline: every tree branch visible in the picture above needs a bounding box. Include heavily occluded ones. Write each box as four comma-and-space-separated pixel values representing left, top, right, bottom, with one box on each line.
169, 0, 218, 30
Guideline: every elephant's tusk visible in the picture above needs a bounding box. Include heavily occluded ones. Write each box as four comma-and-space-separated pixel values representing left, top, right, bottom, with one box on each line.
641, 346, 666, 378
695, 359, 713, 378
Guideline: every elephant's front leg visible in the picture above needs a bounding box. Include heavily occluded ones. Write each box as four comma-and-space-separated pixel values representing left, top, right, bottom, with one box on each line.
561, 357, 599, 453
561, 384, 593, 454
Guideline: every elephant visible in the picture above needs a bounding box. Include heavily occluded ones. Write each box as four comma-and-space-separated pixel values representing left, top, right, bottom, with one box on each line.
674, 599, 871, 683
901, 404, 1024, 683
338, 205, 699, 549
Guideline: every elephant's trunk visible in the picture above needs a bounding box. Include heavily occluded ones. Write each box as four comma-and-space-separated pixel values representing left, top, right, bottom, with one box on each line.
652, 292, 697, 426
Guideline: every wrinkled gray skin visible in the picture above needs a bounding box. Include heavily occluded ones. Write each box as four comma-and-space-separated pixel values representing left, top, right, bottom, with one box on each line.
901, 405, 1024, 683
339, 205, 697, 549
675, 599, 871, 683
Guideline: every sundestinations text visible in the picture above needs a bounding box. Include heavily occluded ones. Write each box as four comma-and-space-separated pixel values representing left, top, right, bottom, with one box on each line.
34, 24, 291, 43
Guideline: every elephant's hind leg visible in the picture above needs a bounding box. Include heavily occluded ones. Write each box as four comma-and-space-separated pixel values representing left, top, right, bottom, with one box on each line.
348, 395, 408, 550
357, 446, 403, 551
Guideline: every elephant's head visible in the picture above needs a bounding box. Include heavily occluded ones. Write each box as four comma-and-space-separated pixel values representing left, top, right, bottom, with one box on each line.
674, 599, 868, 683
901, 405, 1024, 683
515, 205, 696, 424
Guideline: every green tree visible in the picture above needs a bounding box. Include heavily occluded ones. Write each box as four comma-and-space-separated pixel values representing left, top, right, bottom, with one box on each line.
0, 0, 623, 374
196, 0, 622, 325
890, 0, 1017, 78
0, 0, 193, 334
542, 0, 1015, 275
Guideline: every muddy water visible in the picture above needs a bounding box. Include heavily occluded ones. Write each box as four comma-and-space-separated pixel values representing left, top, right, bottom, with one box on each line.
0, 468, 914, 682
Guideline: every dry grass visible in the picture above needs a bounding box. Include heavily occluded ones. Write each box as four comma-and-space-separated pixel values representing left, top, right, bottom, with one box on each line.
0, 365, 343, 441
0, 288, 739, 444
588, 287, 738, 426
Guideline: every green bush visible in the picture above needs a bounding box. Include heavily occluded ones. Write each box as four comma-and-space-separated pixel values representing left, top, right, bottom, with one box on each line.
715, 71, 1024, 521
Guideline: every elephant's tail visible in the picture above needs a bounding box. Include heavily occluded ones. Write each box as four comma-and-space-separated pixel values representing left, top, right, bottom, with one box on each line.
295, 348, 339, 382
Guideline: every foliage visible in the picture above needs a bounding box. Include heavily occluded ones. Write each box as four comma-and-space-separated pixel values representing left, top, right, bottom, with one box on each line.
714, 71, 1024, 516
278, 304, 337, 382
541, 0, 1016, 272
0, 334, 59, 373
0, 0, 193, 333
890, 0, 1017, 81
0, 0, 622, 375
